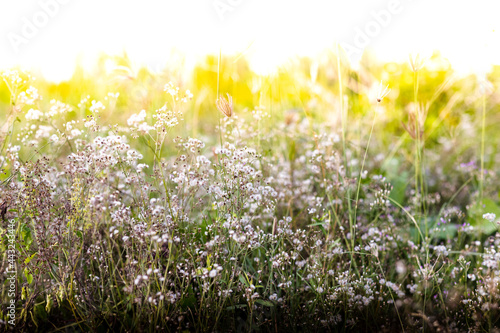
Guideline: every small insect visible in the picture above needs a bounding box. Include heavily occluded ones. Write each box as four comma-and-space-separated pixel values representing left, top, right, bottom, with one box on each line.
216, 93, 233, 117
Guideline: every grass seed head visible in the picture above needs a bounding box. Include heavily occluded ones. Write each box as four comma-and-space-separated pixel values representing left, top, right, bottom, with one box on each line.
409, 53, 426, 72
216, 93, 233, 118
376, 81, 391, 103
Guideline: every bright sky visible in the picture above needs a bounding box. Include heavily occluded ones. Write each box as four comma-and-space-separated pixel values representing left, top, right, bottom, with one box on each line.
0, 0, 499, 81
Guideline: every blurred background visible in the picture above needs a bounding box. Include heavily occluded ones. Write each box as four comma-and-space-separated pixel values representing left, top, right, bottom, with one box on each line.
0, 0, 499, 81
1, 0, 499, 162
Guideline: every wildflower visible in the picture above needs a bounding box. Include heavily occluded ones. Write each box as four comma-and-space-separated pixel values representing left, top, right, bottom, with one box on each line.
137, 164, 149, 172
126, 150, 143, 162
434, 245, 449, 256
127, 110, 147, 127
90, 100, 105, 113
216, 93, 233, 117
297, 260, 307, 268
182, 89, 193, 102
25, 108, 43, 121
153, 105, 179, 129
395, 260, 406, 275
70, 129, 81, 138
407, 284, 418, 293
482, 213, 496, 222
84, 117, 97, 129
48, 100, 72, 117
17, 86, 40, 106
164, 82, 179, 97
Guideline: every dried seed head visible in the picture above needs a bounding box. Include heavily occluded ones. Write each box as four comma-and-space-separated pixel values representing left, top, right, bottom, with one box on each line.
216, 93, 233, 117
284, 110, 299, 126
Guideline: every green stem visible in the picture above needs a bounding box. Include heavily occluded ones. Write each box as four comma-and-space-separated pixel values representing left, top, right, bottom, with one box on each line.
354, 110, 376, 227
337, 43, 357, 277
217, 49, 223, 149
480, 93, 486, 203
413, 70, 420, 217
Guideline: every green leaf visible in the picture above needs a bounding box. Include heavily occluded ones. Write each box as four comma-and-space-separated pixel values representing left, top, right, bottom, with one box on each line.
430, 223, 458, 240
21, 225, 33, 248
225, 304, 247, 311
255, 299, 274, 307
180, 286, 196, 310
239, 273, 249, 287
383, 158, 408, 205
34, 302, 48, 322
307, 221, 326, 228
24, 253, 36, 265
24, 268, 33, 284
206, 254, 212, 270
468, 198, 500, 234
308, 218, 328, 236
197, 219, 209, 243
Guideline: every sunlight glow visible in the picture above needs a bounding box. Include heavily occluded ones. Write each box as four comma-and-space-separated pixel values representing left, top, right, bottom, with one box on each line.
1, 0, 499, 81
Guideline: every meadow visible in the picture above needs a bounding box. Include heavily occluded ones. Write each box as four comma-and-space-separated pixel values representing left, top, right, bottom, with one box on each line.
1, 51, 500, 332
